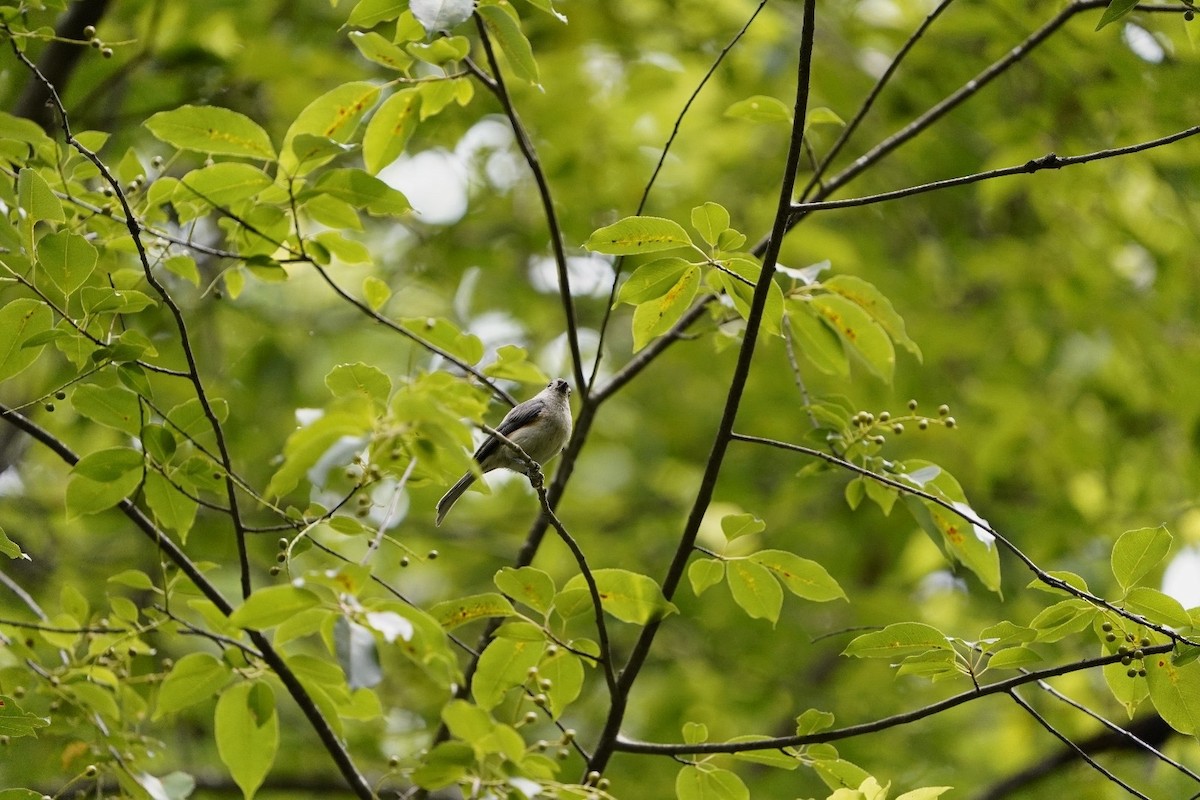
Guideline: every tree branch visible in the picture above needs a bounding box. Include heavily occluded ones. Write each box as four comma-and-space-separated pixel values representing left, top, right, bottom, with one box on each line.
589, 0, 770, 391
473, 14, 586, 395
586, 0, 821, 775
791, 125, 1200, 213
1007, 689, 1152, 800
730, 431, 1200, 647
614, 646, 1172, 756
0, 402, 375, 799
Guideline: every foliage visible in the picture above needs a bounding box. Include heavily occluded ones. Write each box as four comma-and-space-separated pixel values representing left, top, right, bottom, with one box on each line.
1, 0, 1199, 798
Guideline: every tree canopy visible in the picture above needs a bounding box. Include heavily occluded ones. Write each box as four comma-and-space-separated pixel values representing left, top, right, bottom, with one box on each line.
1, 0, 1199, 798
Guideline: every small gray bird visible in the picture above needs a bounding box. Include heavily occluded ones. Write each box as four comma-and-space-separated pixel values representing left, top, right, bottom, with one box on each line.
435, 379, 573, 526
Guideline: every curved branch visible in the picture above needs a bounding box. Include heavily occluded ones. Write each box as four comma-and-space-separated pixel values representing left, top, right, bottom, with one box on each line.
791, 125, 1200, 213
589, 0, 770, 390
6, 33, 256, 600
587, 0, 822, 775
730, 431, 1200, 647
0, 403, 375, 799
614, 646, 1172, 756
473, 14, 586, 395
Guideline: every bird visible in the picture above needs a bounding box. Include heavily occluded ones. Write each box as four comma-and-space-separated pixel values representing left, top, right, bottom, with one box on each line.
435, 379, 573, 526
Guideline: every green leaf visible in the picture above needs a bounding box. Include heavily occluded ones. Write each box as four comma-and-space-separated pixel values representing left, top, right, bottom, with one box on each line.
539, 648, 584, 718
0, 526, 27, 560
1146, 653, 1200, 735
411, 741, 473, 790
985, 646, 1043, 670
281, 82, 381, 175
585, 215, 694, 255
479, 3, 540, 84
616, 257, 694, 306
154, 652, 232, 719
714, 256, 784, 336
724, 95, 792, 124
470, 633, 542, 710
795, 708, 835, 735
430, 592, 516, 630
141, 424, 177, 463
264, 400, 373, 498
363, 275, 392, 310
0, 696, 49, 738
562, 568, 677, 625
900, 462, 1001, 593
805, 106, 845, 130
177, 162, 274, 207
363, 89, 421, 175
1124, 586, 1191, 629
810, 293, 895, 382
71, 384, 142, 435
348, 0, 407, 27
676, 765, 750, 800
325, 362, 392, 407
843, 622, 951, 659
727, 560, 783, 624
1027, 569, 1091, 597
1095, 0, 1139, 30
228, 585, 322, 630
631, 264, 700, 352
145, 105, 276, 160
36, 230, 97, 295
749, 549, 846, 602
215, 681, 279, 800
308, 168, 410, 217
786, 301, 849, 377
399, 317, 484, 364
1112, 525, 1171, 591
348, 31, 414, 72
688, 558, 725, 596
683, 721, 708, 744
407, 36, 471, 66
691, 202, 731, 247
728, 736, 800, 770
494, 566, 556, 614
824, 274, 921, 358
1029, 599, 1096, 642
895, 788, 954, 800
0, 298, 54, 383
483, 345, 549, 384
144, 471, 198, 538
74, 447, 144, 482
721, 512, 765, 541
17, 167, 64, 223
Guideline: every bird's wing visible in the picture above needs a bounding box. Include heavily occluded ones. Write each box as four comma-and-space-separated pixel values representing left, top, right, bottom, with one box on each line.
473, 398, 545, 462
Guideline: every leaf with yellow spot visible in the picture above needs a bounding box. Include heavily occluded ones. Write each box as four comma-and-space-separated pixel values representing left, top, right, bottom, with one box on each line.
145, 105, 277, 160
810, 293, 894, 382
631, 264, 700, 352
585, 216, 694, 255
281, 81, 382, 175
430, 593, 515, 630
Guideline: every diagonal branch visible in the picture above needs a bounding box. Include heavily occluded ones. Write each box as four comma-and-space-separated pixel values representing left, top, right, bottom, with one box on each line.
588, 0, 770, 391
6, 32, 255, 600
791, 124, 1200, 213
1007, 689, 1152, 800
730, 431, 1200, 647
614, 646, 1172, 756
0, 402, 375, 799
473, 14, 586, 395
585, 0, 821, 775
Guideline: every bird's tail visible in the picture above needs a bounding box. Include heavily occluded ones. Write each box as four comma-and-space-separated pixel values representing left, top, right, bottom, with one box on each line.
435, 473, 476, 526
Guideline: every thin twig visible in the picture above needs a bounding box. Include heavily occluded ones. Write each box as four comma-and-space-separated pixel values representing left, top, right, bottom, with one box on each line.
729, 431, 1200, 647
474, 14, 586, 395
0, 402, 375, 799
587, 0, 821, 775
588, 0, 771, 391
791, 125, 1200, 213
797, 0, 958, 202
1007, 689, 1151, 800
614, 646, 1173, 756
